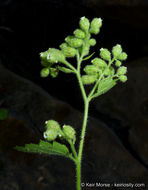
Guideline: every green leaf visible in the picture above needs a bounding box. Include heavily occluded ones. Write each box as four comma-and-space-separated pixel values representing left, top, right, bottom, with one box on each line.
0, 108, 8, 120
97, 77, 116, 96
58, 66, 73, 73
83, 52, 95, 61
15, 140, 73, 159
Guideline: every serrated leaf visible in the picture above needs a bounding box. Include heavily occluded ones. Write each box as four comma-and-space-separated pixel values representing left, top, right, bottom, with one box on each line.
83, 52, 95, 61
15, 140, 72, 159
97, 77, 116, 96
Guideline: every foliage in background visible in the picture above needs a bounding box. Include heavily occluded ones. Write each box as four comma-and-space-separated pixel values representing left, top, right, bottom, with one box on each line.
0, 108, 8, 120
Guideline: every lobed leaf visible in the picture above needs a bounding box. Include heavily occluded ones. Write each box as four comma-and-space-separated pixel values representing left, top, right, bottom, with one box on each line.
15, 140, 73, 159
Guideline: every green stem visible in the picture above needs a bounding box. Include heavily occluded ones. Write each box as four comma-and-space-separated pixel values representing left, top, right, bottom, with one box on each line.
78, 100, 89, 162
63, 60, 77, 73
76, 52, 87, 102
68, 140, 78, 160
76, 160, 81, 190
76, 99, 89, 190
75, 35, 90, 190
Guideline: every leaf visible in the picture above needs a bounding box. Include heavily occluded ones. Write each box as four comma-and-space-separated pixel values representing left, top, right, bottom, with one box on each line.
15, 140, 73, 159
0, 108, 8, 120
83, 52, 95, 61
96, 77, 116, 96
58, 66, 73, 73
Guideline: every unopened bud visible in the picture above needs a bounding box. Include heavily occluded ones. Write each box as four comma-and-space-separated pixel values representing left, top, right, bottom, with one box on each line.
112, 44, 122, 57
117, 66, 127, 75
100, 48, 111, 61
40, 68, 49, 78
82, 75, 97, 85
84, 65, 99, 75
74, 29, 85, 39
104, 68, 110, 76
47, 48, 65, 63
91, 58, 107, 67
40, 51, 48, 61
63, 125, 76, 142
90, 18, 102, 34
68, 38, 83, 48
60, 43, 68, 50
50, 68, 58, 78
89, 38, 96, 46
119, 75, 127, 82
115, 60, 122, 67
45, 120, 60, 130
43, 129, 58, 141
117, 52, 128, 61
79, 16, 90, 32
61, 46, 76, 57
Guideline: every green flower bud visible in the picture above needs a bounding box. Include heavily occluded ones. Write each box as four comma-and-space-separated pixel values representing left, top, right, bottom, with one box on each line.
90, 18, 102, 34
65, 36, 73, 43
81, 75, 97, 85
110, 67, 115, 75
104, 68, 110, 76
43, 129, 58, 141
117, 66, 127, 75
74, 29, 85, 39
47, 48, 66, 63
115, 60, 122, 67
40, 68, 49, 78
45, 120, 60, 131
112, 44, 122, 57
79, 16, 90, 32
82, 44, 90, 56
59, 43, 68, 50
61, 46, 76, 57
117, 52, 128, 61
67, 38, 83, 48
90, 28, 100, 35
58, 66, 73, 73
119, 75, 127, 82
91, 58, 107, 67
41, 60, 50, 67
63, 125, 76, 142
84, 65, 99, 75
50, 68, 58, 78
100, 48, 111, 61
40, 51, 48, 61
89, 38, 96, 46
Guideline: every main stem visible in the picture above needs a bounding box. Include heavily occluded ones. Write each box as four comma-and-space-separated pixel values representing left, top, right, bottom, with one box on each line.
76, 99, 89, 190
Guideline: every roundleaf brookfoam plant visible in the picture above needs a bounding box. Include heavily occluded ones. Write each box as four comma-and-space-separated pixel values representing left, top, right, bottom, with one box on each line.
15, 17, 128, 190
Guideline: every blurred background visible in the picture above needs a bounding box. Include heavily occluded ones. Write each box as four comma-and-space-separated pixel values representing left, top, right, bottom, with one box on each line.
0, 0, 148, 189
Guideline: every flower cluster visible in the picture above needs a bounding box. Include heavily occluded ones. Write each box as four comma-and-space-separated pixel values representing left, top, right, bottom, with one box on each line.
81, 44, 127, 86
40, 17, 103, 78
43, 120, 76, 144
